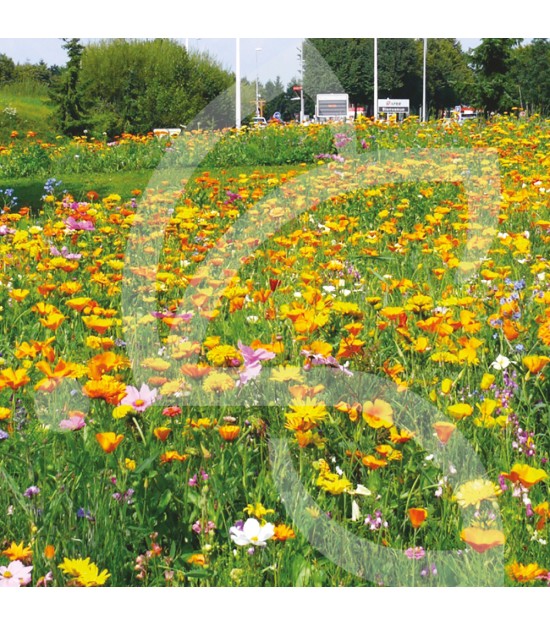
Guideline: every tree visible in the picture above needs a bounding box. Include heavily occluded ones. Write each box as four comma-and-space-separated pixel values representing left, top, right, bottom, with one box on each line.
422, 39, 475, 114
50, 38, 87, 135
377, 38, 421, 102
78, 39, 233, 135
0, 53, 15, 85
304, 39, 373, 109
511, 39, 550, 115
471, 38, 522, 113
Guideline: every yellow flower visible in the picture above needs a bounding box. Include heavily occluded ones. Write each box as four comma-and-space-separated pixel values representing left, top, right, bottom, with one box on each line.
269, 365, 304, 383
480, 373, 495, 390
317, 472, 352, 495
454, 479, 501, 508
113, 404, 135, 419
362, 399, 394, 429
507, 562, 548, 583
124, 458, 136, 471
203, 372, 236, 393
244, 502, 275, 519
58, 557, 110, 587
284, 398, 328, 430
0, 407, 11, 420
207, 344, 241, 367
447, 403, 473, 420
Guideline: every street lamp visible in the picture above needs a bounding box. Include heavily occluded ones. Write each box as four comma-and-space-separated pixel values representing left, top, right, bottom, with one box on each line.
236, 38, 241, 129
255, 47, 262, 117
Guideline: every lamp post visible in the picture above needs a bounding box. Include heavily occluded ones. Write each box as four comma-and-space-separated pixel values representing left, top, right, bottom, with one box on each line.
298, 42, 305, 123
374, 38, 378, 120
255, 47, 262, 117
236, 38, 241, 129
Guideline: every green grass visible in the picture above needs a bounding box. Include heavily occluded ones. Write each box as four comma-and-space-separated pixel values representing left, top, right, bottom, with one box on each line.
0, 82, 57, 142
1, 164, 311, 210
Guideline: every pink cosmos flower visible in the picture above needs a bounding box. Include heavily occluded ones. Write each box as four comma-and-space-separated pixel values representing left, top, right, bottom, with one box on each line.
0, 560, 33, 587
120, 383, 158, 412
65, 216, 95, 231
59, 415, 86, 431
236, 341, 275, 386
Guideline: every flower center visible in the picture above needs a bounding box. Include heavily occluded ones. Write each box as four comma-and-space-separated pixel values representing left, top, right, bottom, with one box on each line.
134, 399, 145, 407
3, 571, 12, 578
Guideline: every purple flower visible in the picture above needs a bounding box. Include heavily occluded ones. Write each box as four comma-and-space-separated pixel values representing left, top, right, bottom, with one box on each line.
77, 508, 95, 521
188, 474, 198, 487
0, 429, 8, 441
24, 486, 40, 498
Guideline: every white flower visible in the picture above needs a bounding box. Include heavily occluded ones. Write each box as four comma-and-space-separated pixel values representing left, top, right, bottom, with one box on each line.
322, 285, 336, 293
491, 354, 511, 370
230, 518, 274, 547
350, 484, 372, 497
351, 500, 361, 522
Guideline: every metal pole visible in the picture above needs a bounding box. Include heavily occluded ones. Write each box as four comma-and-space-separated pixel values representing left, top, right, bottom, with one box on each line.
255, 48, 262, 117
236, 38, 241, 129
422, 38, 427, 122
300, 42, 304, 123
374, 38, 378, 120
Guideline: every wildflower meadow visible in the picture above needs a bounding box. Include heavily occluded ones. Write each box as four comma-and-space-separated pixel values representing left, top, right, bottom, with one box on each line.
0, 110, 550, 589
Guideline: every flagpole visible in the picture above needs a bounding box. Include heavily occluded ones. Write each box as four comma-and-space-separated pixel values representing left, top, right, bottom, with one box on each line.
374, 38, 378, 120
422, 37, 427, 122
236, 38, 241, 129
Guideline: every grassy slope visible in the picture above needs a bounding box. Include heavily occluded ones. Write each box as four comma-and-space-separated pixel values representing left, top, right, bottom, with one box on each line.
0, 82, 57, 143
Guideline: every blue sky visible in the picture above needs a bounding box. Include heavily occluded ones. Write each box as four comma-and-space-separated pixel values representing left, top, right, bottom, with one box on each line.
0, 38, 499, 86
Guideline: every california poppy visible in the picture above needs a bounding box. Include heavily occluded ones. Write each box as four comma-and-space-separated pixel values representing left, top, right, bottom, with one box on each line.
408, 507, 428, 528
95, 432, 124, 453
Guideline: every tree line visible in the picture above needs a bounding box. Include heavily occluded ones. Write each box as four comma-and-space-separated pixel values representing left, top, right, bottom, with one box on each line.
304, 38, 550, 117
2, 38, 550, 136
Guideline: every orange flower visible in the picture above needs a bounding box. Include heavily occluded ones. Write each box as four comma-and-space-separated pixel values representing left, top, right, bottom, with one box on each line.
9, 289, 30, 302
2, 541, 32, 562
153, 427, 172, 442
389, 427, 415, 444
534, 502, 550, 531
273, 524, 296, 541
362, 399, 394, 429
95, 432, 124, 453
160, 450, 188, 464
39, 312, 66, 331
501, 464, 548, 489
0, 367, 30, 390
187, 553, 207, 566
362, 455, 388, 470
44, 545, 56, 559
460, 527, 505, 553
82, 316, 114, 335
219, 425, 240, 441
523, 355, 550, 375
83, 376, 127, 405
408, 507, 428, 528
433, 421, 456, 444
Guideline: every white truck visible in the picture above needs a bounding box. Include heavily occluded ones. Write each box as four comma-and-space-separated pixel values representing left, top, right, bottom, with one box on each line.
315, 93, 350, 122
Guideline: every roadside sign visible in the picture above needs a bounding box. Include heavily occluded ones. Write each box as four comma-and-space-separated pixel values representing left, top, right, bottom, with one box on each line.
378, 98, 410, 114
